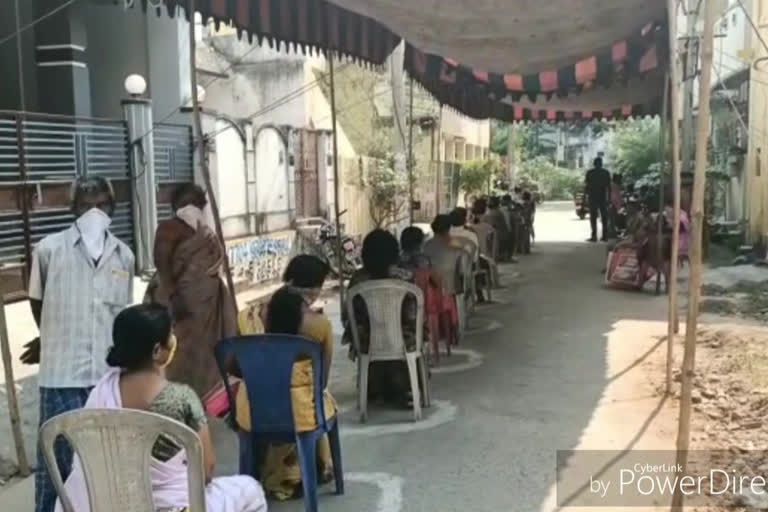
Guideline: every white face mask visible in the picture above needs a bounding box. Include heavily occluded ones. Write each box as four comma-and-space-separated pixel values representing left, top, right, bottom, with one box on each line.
176, 205, 204, 230
76, 208, 112, 261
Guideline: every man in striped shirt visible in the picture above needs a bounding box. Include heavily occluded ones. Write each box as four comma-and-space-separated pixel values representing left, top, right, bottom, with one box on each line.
25, 177, 134, 512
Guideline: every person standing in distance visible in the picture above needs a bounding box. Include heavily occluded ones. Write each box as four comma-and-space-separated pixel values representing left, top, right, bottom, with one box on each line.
584, 157, 612, 242
26, 176, 135, 512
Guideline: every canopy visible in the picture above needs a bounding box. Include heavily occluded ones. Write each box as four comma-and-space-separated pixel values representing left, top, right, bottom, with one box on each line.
327, 0, 668, 75
152, 0, 670, 120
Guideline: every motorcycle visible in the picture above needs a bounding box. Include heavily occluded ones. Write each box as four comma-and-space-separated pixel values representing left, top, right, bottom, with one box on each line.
296, 211, 361, 279
318, 214, 362, 278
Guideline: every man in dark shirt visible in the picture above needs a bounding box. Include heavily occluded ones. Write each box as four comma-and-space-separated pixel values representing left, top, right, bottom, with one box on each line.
585, 157, 612, 241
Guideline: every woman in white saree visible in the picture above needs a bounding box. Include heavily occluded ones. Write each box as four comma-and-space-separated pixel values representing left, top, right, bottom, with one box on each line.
55, 304, 267, 512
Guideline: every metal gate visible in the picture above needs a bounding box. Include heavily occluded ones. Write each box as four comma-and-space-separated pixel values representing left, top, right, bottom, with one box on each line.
154, 123, 195, 221
0, 111, 133, 300
295, 130, 320, 218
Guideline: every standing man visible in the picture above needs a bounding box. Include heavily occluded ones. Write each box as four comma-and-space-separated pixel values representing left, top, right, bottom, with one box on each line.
25, 176, 135, 512
585, 157, 612, 242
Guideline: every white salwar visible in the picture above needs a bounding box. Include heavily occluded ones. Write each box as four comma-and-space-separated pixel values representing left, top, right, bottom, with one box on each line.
54, 369, 267, 512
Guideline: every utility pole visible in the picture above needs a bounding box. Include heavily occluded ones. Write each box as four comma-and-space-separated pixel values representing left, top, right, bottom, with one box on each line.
681, 0, 699, 176
389, 42, 408, 224
506, 124, 516, 187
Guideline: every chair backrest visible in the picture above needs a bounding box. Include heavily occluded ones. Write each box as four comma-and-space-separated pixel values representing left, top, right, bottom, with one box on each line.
346, 279, 424, 359
455, 249, 472, 294
423, 239, 463, 294
214, 335, 326, 435
40, 409, 206, 512
453, 236, 478, 262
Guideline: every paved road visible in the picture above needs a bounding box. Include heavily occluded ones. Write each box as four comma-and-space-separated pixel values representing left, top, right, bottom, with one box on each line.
0, 202, 670, 511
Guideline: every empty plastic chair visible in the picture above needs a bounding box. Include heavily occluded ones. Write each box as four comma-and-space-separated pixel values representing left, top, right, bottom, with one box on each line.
345, 279, 430, 422
39, 408, 207, 512
214, 335, 343, 512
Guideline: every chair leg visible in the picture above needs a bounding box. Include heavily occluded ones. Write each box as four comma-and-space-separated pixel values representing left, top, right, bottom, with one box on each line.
429, 315, 440, 363
485, 271, 493, 302
328, 422, 344, 495
296, 433, 319, 512
359, 356, 370, 423
456, 295, 465, 345
405, 353, 422, 421
418, 356, 431, 408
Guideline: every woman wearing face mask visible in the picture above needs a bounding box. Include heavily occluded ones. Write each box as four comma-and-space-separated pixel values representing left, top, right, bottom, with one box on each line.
54, 304, 266, 512
144, 183, 237, 399
235, 255, 338, 501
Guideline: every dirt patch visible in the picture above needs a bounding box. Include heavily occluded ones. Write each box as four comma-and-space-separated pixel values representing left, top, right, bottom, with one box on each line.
0, 457, 18, 485
700, 281, 768, 323
660, 326, 768, 510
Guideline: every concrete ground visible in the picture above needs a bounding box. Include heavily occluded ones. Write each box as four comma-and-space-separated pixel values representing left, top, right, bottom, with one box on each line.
0, 202, 682, 511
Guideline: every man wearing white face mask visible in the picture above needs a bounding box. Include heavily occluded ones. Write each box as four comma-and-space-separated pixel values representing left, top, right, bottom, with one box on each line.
26, 176, 135, 512
145, 183, 237, 400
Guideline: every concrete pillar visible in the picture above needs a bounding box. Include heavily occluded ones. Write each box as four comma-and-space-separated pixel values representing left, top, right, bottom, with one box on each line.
34, 0, 91, 116
122, 98, 158, 273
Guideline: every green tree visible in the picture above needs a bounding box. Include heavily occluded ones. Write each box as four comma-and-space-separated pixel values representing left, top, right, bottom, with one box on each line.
457, 158, 504, 202
367, 156, 410, 228
610, 118, 664, 180
519, 156, 583, 200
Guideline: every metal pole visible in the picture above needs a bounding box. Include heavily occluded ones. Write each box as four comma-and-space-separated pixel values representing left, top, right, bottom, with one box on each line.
328, 53, 346, 306
13, 0, 25, 112
187, 0, 238, 313
666, 0, 684, 394
0, 296, 30, 476
672, 0, 715, 507
408, 77, 415, 224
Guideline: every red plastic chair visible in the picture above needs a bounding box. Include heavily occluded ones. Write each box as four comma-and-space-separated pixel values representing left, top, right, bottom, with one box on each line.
412, 268, 452, 362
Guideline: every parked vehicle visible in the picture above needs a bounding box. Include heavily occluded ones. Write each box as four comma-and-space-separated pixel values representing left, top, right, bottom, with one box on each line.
574, 193, 588, 219
297, 212, 361, 279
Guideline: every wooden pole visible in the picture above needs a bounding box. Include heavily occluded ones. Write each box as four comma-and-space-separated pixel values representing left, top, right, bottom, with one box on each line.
0, 296, 30, 476
187, 0, 238, 313
328, 53, 346, 305
407, 76, 415, 224
672, 0, 715, 508
666, 0, 683, 394
435, 105, 443, 213
6, 0, 31, 478
656, 76, 670, 296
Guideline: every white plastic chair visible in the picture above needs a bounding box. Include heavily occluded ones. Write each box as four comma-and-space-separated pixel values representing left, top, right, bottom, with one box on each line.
40, 408, 206, 512
346, 279, 430, 422
454, 250, 473, 336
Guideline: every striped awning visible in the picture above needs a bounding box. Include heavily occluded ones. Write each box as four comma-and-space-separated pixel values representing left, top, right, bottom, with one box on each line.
143, 0, 401, 66
145, 0, 670, 121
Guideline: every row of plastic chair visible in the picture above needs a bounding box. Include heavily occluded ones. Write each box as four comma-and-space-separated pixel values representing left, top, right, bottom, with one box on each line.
40, 250, 495, 512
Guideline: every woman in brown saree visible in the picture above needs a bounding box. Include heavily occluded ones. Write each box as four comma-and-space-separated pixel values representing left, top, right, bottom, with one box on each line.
145, 184, 237, 398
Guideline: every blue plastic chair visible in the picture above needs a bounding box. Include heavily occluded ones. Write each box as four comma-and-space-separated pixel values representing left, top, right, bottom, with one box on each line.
214, 335, 344, 512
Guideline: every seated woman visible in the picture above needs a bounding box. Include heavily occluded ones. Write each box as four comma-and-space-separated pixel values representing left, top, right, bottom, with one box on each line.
56, 304, 266, 512
343, 229, 422, 407
235, 255, 337, 501
424, 215, 465, 334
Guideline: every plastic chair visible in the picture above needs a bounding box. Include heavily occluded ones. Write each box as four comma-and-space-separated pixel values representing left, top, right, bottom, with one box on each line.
214, 335, 344, 512
345, 279, 430, 422
452, 237, 479, 312
454, 249, 474, 339
40, 408, 206, 512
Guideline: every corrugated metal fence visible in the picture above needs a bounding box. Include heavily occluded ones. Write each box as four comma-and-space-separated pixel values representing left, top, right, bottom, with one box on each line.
0, 111, 194, 300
